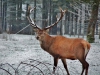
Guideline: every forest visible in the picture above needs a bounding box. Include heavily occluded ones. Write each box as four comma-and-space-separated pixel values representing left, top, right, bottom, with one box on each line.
0, 0, 100, 75
0, 0, 100, 42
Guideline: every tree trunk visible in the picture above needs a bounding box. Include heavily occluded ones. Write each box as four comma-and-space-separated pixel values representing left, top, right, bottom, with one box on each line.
87, 0, 99, 43
17, 0, 22, 25
52, 4, 57, 35
34, 0, 36, 19
42, 0, 48, 28
2, 0, 7, 32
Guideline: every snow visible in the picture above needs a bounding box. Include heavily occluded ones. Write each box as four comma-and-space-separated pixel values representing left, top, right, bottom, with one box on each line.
0, 34, 100, 75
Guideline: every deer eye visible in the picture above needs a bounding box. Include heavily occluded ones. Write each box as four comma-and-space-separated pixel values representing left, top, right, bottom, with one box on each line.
38, 32, 43, 35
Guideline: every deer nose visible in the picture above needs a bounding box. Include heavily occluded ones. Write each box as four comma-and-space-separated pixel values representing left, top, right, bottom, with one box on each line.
36, 36, 39, 40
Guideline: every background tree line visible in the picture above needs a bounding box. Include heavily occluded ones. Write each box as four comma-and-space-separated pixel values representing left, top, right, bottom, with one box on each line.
0, 0, 100, 43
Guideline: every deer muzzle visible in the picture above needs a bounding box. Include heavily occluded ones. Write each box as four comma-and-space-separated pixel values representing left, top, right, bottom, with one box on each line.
36, 36, 39, 40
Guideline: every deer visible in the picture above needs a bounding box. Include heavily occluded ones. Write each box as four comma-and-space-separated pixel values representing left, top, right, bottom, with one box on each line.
27, 6, 91, 75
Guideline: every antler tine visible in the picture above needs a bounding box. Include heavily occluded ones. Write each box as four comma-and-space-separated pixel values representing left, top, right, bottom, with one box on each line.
44, 8, 67, 30
27, 6, 39, 29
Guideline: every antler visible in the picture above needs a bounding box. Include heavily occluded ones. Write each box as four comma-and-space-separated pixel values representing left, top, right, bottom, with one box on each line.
27, 6, 40, 29
44, 7, 67, 30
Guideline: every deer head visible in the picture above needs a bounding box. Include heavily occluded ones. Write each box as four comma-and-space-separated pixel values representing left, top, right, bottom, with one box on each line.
27, 6, 66, 41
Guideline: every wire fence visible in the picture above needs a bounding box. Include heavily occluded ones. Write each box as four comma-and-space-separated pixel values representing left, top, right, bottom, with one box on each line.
0, 59, 66, 75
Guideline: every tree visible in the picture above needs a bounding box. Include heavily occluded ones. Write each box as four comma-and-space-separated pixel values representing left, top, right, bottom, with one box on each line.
52, 0, 58, 34
16, 0, 22, 22
42, 0, 48, 28
1, 0, 7, 32
87, 0, 100, 43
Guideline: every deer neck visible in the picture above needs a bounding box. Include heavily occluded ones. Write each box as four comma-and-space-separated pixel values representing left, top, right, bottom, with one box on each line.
40, 34, 54, 51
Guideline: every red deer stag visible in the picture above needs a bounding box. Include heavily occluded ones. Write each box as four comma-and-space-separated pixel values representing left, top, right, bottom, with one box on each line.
27, 6, 91, 75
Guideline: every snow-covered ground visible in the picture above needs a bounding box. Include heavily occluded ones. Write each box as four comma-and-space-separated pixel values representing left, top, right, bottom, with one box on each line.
0, 34, 100, 75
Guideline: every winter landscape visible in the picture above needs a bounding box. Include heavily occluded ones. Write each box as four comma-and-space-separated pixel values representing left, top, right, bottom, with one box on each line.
0, 34, 100, 75
0, 0, 100, 75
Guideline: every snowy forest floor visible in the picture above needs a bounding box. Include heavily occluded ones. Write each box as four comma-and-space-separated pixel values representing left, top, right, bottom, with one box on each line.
0, 34, 100, 75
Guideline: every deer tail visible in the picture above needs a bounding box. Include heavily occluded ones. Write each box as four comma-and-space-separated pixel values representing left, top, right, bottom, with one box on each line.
81, 40, 91, 58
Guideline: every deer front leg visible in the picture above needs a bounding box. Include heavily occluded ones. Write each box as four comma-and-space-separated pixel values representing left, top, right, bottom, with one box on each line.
61, 59, 70, 75
53, 57, 58, 74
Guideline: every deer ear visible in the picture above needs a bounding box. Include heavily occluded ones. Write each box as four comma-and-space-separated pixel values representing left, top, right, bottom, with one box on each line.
45, 29, 49, 33
33, 28, 38, 32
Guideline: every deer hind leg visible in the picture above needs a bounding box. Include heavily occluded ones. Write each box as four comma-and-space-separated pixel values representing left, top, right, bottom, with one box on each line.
61, 59, 70, 75
76, 44, 89, 75
85, 61, 89, 75
79, 58, 89, 75
81, 65, 85, 75
53, 57, 58, 74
